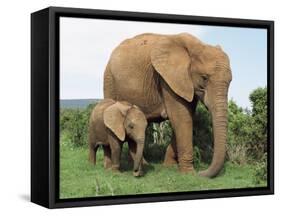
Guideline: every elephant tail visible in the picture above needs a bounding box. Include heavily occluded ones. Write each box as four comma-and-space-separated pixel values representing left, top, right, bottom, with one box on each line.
103, 62, 116, 99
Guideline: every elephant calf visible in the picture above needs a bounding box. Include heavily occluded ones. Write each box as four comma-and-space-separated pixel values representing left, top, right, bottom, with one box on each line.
88, 99, 148, 176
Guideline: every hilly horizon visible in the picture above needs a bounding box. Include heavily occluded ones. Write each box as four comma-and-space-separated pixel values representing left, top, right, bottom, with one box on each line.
60, 99, 101, 109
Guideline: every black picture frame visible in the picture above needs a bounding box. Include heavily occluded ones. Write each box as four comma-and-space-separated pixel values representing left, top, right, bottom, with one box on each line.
31, 6, 274, 209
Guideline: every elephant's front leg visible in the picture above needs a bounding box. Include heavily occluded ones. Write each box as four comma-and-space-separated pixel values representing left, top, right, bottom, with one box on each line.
162, 83, 194, 173
108, 134, 121, 171
128, 139, 149, 166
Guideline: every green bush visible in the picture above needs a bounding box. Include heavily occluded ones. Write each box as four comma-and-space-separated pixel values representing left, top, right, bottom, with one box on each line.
227, 99, 252, 164
144, 121, 173, 162
60, 103, 95, 147
193, 102, 213, 163
227, 87, 267, 163
193, 145, 202, 169
248, 87, 267, 159
145, 121, 173, 146
253, 153, 267, 184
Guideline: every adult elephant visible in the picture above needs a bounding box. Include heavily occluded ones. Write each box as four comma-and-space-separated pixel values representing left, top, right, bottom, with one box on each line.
103, 33, 232, 178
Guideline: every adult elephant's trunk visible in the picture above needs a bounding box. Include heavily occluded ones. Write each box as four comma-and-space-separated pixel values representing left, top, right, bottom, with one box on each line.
199, 86, 228, 178
133, 138, 145, 176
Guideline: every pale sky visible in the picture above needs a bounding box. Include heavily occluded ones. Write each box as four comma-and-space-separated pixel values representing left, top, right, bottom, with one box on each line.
60, 17, 267, 109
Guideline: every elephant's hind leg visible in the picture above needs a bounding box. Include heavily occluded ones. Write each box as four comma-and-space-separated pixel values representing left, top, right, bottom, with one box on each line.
89, 144, 98, 165
103, 145, 112, 169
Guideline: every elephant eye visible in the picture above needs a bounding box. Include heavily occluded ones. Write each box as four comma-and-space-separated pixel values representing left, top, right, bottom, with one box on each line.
202, 75, 208, 81
128, 123, 134, 129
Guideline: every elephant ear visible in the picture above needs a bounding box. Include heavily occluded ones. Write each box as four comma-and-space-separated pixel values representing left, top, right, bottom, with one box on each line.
151, 38, 194, 102
104, 102, 130, 141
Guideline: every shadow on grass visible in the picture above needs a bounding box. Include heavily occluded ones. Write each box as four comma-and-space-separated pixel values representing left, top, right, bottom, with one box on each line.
119, 144, 161, 174
143, 143, 167, 163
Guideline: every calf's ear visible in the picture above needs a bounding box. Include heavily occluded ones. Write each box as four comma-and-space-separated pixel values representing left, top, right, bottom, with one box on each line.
104, 102, 130, 141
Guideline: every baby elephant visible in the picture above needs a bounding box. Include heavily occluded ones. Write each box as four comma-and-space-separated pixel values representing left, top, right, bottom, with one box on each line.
88, 99, 148, 176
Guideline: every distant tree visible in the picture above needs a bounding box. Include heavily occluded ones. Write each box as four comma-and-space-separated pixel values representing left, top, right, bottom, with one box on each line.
227, 99, 251, 164
248, 87, 267, 157
60, 103, 97, 147
227, 87, 267, 163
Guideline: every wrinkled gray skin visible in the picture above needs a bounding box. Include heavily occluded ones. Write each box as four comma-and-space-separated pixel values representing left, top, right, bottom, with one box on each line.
88, 99, 148, 176
103, 33, 232, 178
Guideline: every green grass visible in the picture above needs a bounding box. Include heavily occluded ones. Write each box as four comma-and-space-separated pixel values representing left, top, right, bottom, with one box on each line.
60, 142, 267, 199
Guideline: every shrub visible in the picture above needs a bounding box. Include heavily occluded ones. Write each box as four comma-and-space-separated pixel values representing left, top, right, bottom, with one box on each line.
253, 153, 267, 184
248, 87, 267, 159
60, 103, 96, 147
227, 99, 252, 164
145, 121, 173, 146
144, 121, 172, 162
226, 142, 248, 165
193, 102, 213, 163
193, 145, 202, 169
227, 87, 267, 163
